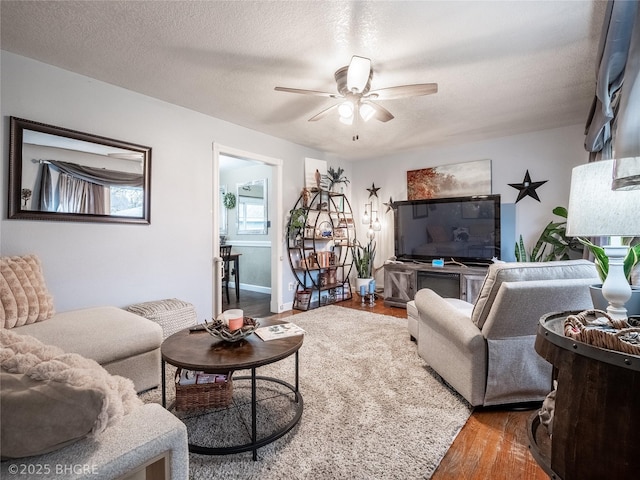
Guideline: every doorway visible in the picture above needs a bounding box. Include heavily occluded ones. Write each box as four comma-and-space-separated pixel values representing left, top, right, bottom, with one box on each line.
212, 144, 283, 318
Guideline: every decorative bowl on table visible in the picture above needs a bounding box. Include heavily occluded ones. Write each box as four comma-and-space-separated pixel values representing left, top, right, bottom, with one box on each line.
203, 316, 260, 342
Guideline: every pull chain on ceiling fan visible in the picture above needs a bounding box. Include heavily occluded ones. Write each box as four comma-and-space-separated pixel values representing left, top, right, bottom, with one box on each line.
275, 55, 438, 132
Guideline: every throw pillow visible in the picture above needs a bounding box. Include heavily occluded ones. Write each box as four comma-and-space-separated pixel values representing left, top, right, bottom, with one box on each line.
0, 372, 104, 459
426, 225, 449, 243
453, 227, 469, 242
0, 254, 55, 329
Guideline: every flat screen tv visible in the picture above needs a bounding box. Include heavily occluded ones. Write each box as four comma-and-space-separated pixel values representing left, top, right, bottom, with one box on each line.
394, 195, 501, 265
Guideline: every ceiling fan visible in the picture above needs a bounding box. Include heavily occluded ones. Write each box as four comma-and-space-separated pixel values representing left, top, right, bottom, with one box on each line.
274, 56, 438, 128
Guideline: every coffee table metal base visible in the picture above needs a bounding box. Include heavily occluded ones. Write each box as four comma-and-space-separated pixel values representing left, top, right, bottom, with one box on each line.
162, 351, 303, 461
189, 373, 303, 460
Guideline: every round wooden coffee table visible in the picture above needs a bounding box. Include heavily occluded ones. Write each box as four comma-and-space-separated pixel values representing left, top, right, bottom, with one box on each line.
160, 318, 304, 460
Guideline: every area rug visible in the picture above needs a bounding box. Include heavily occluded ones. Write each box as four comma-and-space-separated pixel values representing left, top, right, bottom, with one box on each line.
141, 305, 472, 479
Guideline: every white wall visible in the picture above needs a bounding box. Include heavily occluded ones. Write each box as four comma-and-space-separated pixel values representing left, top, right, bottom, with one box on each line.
350, 124, 589, 285
1, 52, 591, 314
1, 52, 328, 318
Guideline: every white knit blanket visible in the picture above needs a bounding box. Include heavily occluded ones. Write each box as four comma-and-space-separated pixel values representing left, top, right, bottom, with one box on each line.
0, 329, 141, 435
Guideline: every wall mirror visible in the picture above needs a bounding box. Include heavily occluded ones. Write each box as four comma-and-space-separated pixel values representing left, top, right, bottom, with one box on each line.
8, 117, 151, 224
236, 179, 268, 234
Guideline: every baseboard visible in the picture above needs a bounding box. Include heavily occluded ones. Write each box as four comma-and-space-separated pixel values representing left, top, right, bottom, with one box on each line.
228, 282, 271, 294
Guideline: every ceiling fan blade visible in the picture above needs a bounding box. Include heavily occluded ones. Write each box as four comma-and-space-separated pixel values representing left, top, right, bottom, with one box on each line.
347, 56, 372, 93
274, 86, 339, 98
368, 102, 394, 122
369, 83, 438, 100
308, 103, 341, 122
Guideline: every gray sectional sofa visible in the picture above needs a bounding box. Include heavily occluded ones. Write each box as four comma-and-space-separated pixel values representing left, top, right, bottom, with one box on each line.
1, 254, 188, 479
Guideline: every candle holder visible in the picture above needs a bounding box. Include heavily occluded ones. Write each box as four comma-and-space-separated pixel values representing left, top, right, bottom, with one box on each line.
368, 292, 376, 307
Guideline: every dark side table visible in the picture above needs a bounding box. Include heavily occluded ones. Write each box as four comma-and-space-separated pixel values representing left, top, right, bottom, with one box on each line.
529, 311, 640, 480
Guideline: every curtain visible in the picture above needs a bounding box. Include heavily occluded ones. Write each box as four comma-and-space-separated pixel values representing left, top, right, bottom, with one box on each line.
34, 159, 140, 215
34, 163, 57, 211
57, 173, 109, 215
48, 160, 143, 187
584, 0, 639, 156
581, 0, 639, 257
613, 5, 640, 158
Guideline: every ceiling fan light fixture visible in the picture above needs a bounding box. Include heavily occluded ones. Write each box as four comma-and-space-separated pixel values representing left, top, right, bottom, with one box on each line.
339, 114, 354, 125
338, 101, 354, 119
359, 102, 376, 122
347, 56, 371, 93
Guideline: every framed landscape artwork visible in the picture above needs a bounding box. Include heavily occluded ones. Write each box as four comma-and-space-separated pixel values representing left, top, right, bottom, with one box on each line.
407, 159, 492, 200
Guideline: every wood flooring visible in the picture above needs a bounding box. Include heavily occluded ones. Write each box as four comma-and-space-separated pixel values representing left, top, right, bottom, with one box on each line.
234, 289, 547, 479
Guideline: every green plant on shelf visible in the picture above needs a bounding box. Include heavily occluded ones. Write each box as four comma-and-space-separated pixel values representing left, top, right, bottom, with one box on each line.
288, 207, 308, 240
321, 167, 350, 192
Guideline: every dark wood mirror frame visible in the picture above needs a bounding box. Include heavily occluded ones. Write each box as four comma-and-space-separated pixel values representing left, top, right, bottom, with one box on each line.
8, 117, 151, 224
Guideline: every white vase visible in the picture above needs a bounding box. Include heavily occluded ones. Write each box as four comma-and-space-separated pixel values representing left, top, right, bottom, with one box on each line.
589, 284, 640, 316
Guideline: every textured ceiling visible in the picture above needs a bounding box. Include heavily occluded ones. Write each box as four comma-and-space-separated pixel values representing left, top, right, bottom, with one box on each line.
0, 1, 606, 161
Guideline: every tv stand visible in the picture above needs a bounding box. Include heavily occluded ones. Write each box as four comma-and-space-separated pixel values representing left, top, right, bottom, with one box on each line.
383, 262, 488, 308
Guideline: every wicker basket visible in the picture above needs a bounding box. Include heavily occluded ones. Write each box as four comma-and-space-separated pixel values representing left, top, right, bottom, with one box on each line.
126, 298, 197, 339
564, 309, 640, 356
174, 369, 233, 410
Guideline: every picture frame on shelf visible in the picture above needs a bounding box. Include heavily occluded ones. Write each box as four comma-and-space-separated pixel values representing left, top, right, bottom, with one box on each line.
304, 158, 327, 191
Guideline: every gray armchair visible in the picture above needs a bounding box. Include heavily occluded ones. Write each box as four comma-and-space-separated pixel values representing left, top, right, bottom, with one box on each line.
414, 260, 599, 406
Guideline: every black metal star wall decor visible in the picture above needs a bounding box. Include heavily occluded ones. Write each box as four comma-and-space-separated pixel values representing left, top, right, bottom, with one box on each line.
367, 183, 380, 198
508, 170, 548, 203
383, 196, 394, 213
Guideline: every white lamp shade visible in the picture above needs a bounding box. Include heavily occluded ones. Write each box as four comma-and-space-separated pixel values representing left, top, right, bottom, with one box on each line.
566, 159, 640, 237
613, 156, 640, 190
359, 102, 376, 122
346, 56, 371, 93
338, 101, 354, 118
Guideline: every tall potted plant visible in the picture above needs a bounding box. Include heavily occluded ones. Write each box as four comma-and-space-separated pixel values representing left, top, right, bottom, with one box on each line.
514, 206, 584, 262
354, 239, 376, 292
577, 237, 640, 314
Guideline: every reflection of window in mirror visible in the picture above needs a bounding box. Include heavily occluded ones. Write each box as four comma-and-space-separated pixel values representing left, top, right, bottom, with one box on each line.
110, 186, 144, 216
219, 185, 228, 235
237, 179, 267, 235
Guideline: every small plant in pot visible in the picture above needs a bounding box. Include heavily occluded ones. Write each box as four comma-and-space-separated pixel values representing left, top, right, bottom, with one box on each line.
577, 237, 640, 315
288, 207, 308, 244
321, 167, 350, 192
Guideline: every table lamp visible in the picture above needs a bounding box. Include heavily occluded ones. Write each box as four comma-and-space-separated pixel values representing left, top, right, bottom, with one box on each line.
613, 156, 640, 190
566, 159, 640, 319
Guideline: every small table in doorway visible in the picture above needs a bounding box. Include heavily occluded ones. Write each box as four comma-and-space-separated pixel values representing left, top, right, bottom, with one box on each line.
223, 253, 241, 302
160, 318, 304, 460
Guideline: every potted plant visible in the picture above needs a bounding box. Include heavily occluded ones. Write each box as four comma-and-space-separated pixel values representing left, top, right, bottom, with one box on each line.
514, 206, 584, 262
577, 237, 640, 314
353, 239, 376, 293
321, 167, 350, 192
288, 207, 308, 244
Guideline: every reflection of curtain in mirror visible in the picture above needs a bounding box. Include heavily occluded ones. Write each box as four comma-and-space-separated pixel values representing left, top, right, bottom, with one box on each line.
34, 163, 56, 211
57, 173, 108, 214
